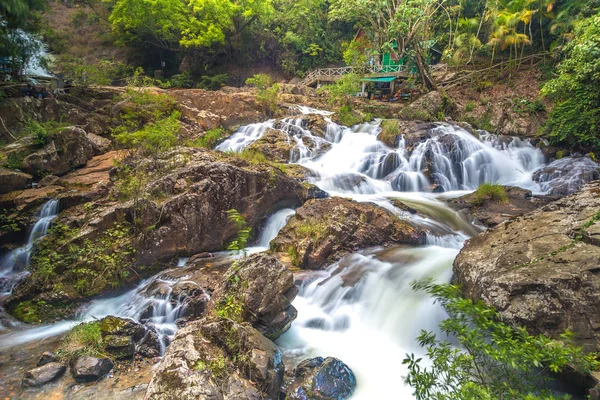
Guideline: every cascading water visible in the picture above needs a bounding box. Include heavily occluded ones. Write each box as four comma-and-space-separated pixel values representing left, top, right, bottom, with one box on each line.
0, 199, 59, 297
0, 107, 587, 397
0, 207, 297, 352
215, 112, 557, 398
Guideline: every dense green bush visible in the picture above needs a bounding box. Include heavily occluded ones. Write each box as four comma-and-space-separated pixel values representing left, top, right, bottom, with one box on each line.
472, 183, 508, 205
246, 74, 280, 116
404, 280, 599, 400
542, 13, 600, 153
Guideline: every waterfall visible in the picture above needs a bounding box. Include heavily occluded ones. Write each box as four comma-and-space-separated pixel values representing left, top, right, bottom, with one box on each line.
0, 200, 59, 296
0, 206, 297, 353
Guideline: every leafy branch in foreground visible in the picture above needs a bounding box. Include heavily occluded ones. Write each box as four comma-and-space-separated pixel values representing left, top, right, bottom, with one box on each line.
226, 209, 251, 257
403, 280, 599, 400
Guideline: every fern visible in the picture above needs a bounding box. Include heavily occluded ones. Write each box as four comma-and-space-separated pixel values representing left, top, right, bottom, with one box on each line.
226, 209, 251, 257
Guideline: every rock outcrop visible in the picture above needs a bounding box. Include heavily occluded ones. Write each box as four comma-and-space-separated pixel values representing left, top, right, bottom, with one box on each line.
447, 186, 556, 227
453, 182, 600, 352
22, 362, 66, 387
0, 168, 32, 194
272, 197, 425, 269
286, 357, 357, 400
533, 157, 600, 195
144, 318, 285, 400
211, 253, 298, 340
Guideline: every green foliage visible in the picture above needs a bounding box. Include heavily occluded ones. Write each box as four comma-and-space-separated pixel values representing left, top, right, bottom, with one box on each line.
472, 183, 508, 206
187, 128, 224, 149
319, 73, 360, 106
245, 74, 280, 116
226, 209, 251, 256
464, 101, 476, 112
197, 74, 229, 90
56, 321, 106, 361
337, 105, 364, 127
379, 119, 401, 145
114, 110, 181, 156
29, 223, 135, 298
404, 280, 600, 400
57, 57, 132, 87
542, 13, 600, 152
20, 119, 68, 146
0, 210, 21, 233
295, 217, 329, 247
229, 148, 268, 164
513, 98, 546, 115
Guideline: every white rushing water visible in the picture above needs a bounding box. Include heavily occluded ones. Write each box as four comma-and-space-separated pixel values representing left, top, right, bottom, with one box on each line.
0, 207, 297, 351
0, 200, 59, 296
0, 109, 591, 397
215, 113, 554, 398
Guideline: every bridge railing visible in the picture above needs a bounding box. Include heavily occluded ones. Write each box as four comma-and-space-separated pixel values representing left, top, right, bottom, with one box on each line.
300, 63, 444, 86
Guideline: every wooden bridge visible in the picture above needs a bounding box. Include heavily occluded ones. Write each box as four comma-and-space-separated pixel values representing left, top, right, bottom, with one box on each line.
299, 64, 447, 87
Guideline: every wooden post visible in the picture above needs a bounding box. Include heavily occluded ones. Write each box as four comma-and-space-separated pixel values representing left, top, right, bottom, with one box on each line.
362, 81, 367, 97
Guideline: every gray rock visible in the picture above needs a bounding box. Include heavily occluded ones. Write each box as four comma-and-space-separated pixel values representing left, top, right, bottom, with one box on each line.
533, 157, 600, 195
21, 127, 95, 176
287, 357, 357, 400
0, 168, 32, 194
87, 133, 112, 155
37, 351, 57, 366
211, 253, 298, 340
144, 318, 284, 400
453, 181, 600, 352
22, 362, 66, 387
70, 356, 114, 382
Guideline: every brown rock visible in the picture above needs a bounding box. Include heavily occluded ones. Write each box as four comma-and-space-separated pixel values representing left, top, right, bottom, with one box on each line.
453, 182, 600, 353
0, 168, 32, 194
272, 197, 426, 269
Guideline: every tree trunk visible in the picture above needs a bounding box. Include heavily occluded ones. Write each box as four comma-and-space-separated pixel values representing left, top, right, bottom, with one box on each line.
413, 42, 438, 92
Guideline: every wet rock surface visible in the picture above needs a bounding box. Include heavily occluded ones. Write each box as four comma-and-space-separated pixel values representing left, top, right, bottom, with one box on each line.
70, 356, 114, 382
211, 253, 298, 340
144, 318, 284, 400
272, 197, 426, 269
286, 357, 356, 400
453, 182, 600, 352
447, 186, 556, 227
533, 156, 600, 195
22, 362, 66, 387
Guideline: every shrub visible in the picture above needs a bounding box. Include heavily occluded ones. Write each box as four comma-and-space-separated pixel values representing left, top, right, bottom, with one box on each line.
472, 183, 508, 206
20, 120, 68, 146
57, 321, 106, 361
319, 72, 361, 106
114, 110, 180, 156
226, 209, 251, 256
197, 74, 228, 90
404, 280, 599, 400
245, 74, 280, 116
464, 101, 476, 112
379, 119, 401, 145
187, 128, 224, 149
338, 105, 364, 127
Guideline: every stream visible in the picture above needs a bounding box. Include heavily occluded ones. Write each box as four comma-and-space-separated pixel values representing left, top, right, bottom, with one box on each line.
0, 108, 576, 399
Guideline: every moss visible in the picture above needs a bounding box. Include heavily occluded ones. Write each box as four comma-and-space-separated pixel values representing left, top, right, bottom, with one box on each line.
10, 299, 74, 323
56, 321, 107, 361
379, 119, 401, 146
472, 183, 508, 206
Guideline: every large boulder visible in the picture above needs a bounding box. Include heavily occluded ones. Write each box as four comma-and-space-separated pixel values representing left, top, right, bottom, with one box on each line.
286, 357, 357, 400
211, 253, 298, 340
453, 182, 600, 352
271, 197, 426, 269
144, 318, 285, 400
121, 149, 322, 264
98, 316, 161, 359
447, 186, 555, 227
22, 362, 66, 387
0, 168, 32, 194
22, 127, 95, 176
533, 157, 600, 195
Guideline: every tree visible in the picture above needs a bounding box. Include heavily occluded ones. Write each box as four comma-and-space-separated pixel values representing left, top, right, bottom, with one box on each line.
542, 12, 600, 153
404, 280, 599, 400
329, 0, 444, 90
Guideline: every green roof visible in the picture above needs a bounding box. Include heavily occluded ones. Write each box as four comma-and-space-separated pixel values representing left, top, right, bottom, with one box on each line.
360, 76, 396, 82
